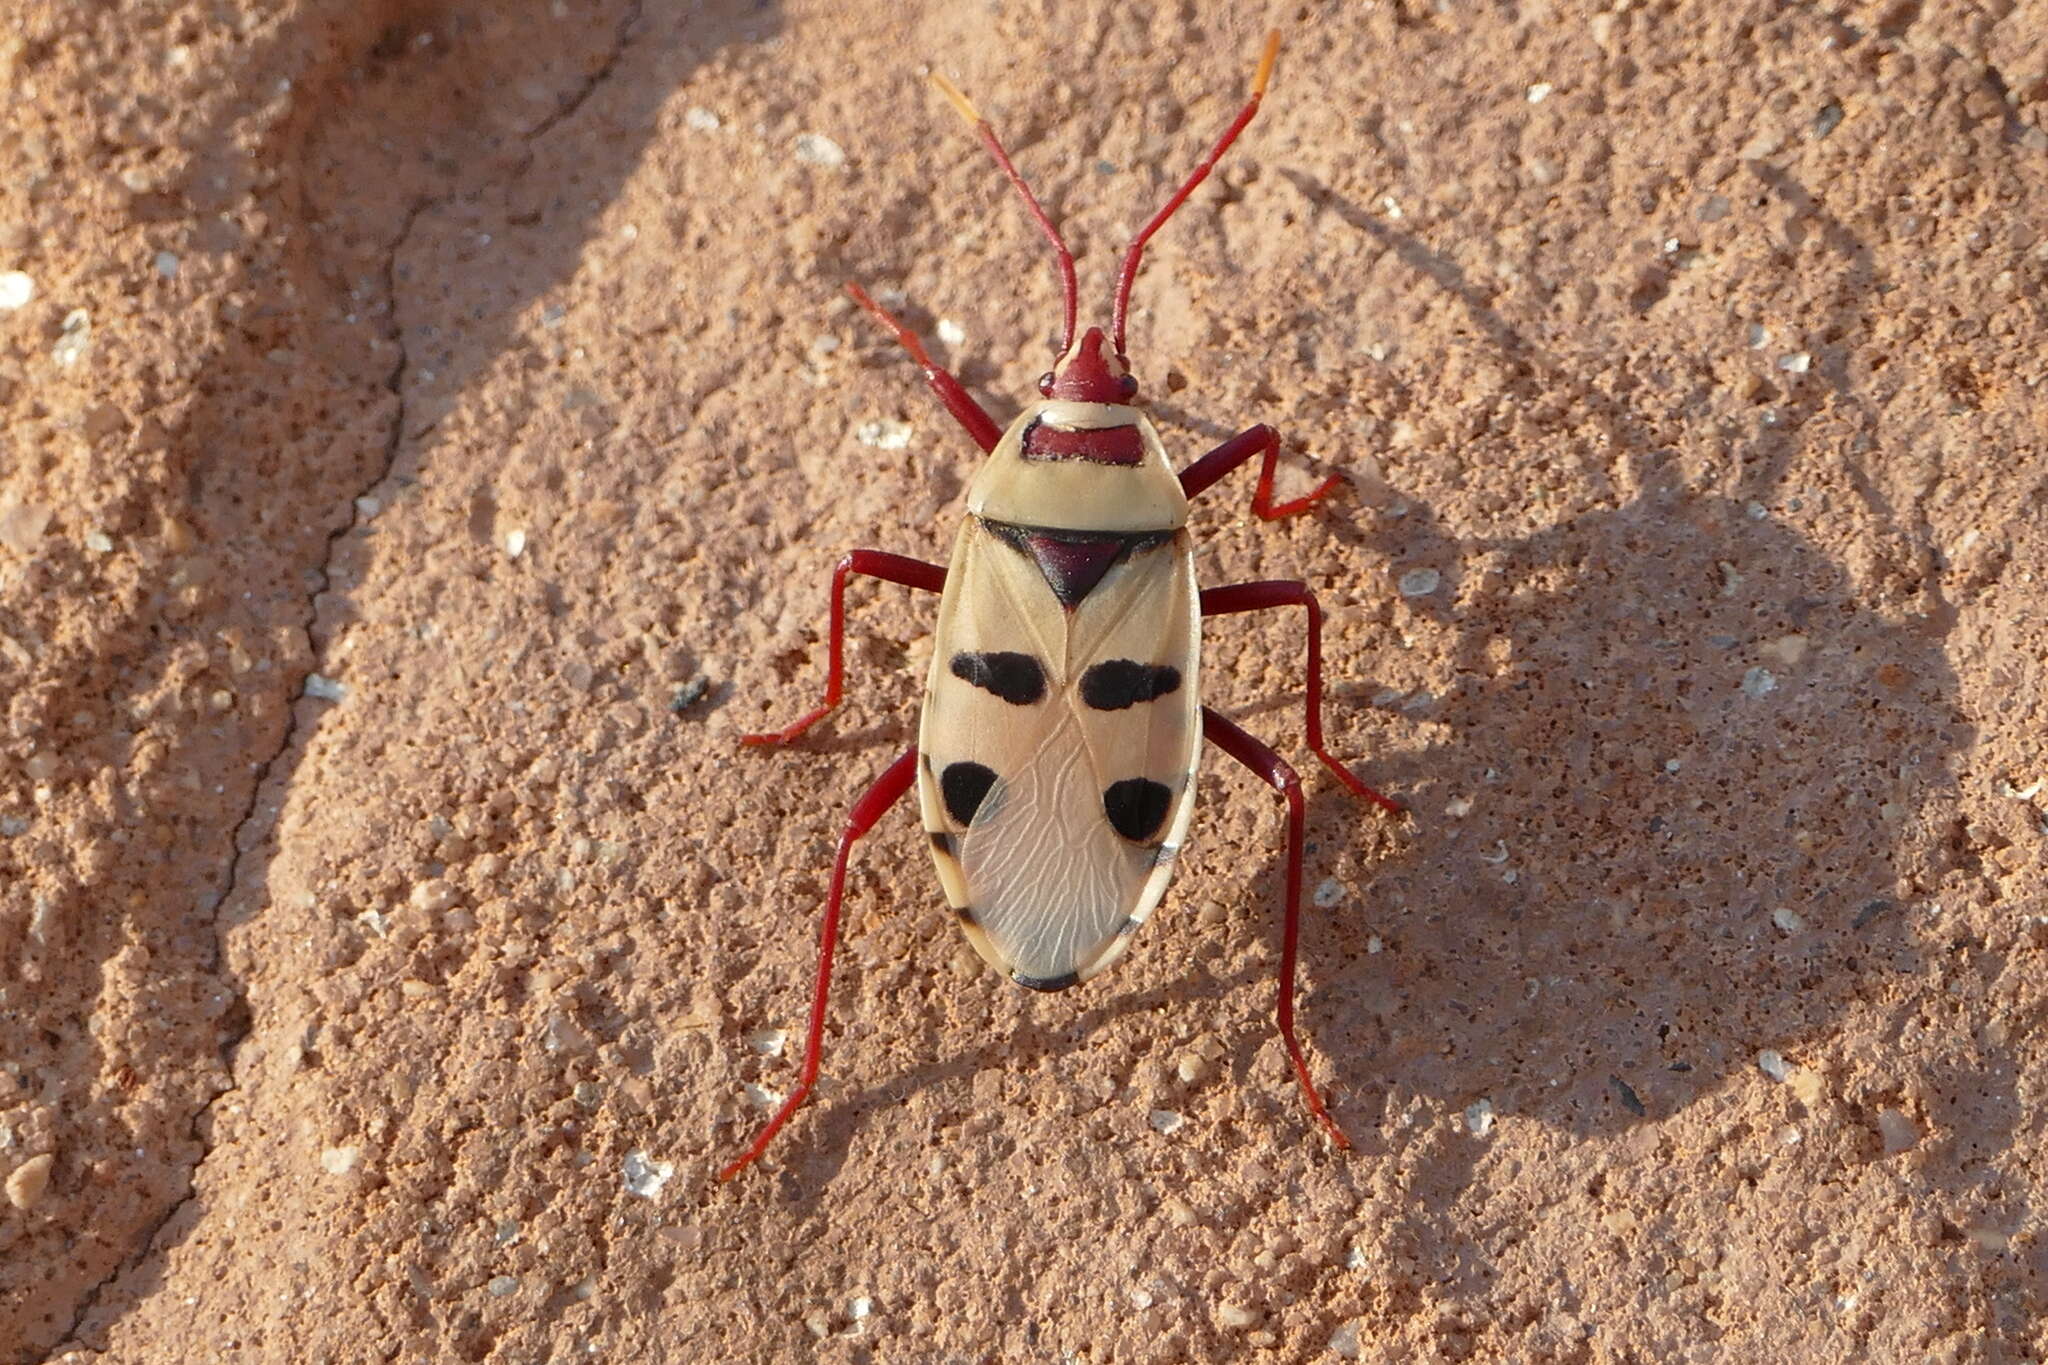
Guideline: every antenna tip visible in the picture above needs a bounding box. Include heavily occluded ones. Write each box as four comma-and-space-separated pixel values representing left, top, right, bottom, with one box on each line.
1253, 30, 1281, 97
929, 71, 983, 127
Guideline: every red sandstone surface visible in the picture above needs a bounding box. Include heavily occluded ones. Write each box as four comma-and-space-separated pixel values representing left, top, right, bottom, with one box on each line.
1, 2, 2043, 1360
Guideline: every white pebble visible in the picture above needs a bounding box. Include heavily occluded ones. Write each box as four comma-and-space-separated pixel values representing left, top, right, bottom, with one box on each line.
1740, 666, 1777, 698
1757, 1049, 1791, 1081
154, 251, 180, 278
302, 673, 346, 702
1772, 907, 1806, 933
1148, 1109, 1185, 1135
855, 419, 913, 450
1313, 878, 1345, 907
746, 1027, 788, 1057
684, 106, 721, 131
488, 1275, 519, 1297
0, 271, 36, 310
1129, 1286, 1155, 1310
1329, 1321, 1363, 1358
410, 878, 459, 913
621, 1150, 673, 1199
1526, 82, 1554, 102
1778, 352, 1812, 373
1444, 795, 1473, 817
319, 1145, 360, 1175
504, 528, 527, 558
1366, 935, 1383, 954
1464, 1099, 1496, 1137
1397, 567, 1441, 597
794, 133, 847, 169
935, 318, 966, 346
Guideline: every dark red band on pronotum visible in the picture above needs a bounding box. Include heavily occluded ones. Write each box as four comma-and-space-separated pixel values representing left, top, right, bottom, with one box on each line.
1022, 422, 1145, 465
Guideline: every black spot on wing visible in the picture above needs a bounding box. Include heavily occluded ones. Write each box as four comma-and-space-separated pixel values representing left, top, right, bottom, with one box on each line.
940, 762, 998, 826
949, 650, 1046, 705
1080, 659, 1182, 710
928, 831, 956, 857
1103, 777, 1173, 843
1012, 970, 1081, 993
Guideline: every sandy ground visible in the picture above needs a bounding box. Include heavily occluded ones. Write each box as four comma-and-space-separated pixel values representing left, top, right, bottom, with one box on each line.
1, 1, 2044, 1360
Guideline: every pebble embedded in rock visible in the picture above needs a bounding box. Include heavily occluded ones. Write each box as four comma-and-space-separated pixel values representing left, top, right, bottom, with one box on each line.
1877, 1108, 1920, 1153
1465, 1099, 1496, 1137
410, 879, 459, 914
1397, 567, 1441, 597
6, 1153, 53, 1209
794, 133, 846, 168
622, 1151, 673, 1200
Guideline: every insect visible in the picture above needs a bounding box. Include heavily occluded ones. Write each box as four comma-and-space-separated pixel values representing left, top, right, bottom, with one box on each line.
721, 32, 1401, 1181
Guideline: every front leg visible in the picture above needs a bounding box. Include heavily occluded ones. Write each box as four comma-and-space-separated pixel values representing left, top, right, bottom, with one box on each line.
742, 550, 946, 747
1179, 423, 1343, 520
1200, 581, 1404, 816
847, 284, 1003, 454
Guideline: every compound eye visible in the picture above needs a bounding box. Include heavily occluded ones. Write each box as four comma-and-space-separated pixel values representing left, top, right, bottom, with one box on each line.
1037, 372, 1056, 396
1117, 373, 1138, 400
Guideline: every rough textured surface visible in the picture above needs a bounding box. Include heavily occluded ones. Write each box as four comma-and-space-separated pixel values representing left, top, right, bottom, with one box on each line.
2, 1, 2043, 1360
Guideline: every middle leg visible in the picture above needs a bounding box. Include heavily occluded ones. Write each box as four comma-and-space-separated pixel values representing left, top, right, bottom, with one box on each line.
743, 550, 946, 747
1200, 580, 1404, 816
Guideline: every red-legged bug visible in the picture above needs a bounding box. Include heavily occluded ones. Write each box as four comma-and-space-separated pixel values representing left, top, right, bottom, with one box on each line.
723, 32, 1401, 1181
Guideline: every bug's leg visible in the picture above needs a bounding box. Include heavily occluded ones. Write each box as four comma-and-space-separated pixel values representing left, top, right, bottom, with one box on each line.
1178, 424, 1343, 520
1200, 581, 1404, 816
720, 745, 920, 1181
846, 283, 1003, 454
742, 550, 947, 747
1200, 707, 1352, 1151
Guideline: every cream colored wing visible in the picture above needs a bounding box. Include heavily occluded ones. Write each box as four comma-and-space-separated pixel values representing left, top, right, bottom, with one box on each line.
918, 519, 1201, 990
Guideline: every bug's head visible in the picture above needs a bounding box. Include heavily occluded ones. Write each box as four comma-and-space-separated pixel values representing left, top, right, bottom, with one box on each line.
1040, 326, 1137, 403
933, 32, 1278, 407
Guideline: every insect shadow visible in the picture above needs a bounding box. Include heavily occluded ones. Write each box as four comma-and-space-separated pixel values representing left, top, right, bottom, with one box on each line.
1232, 173, 2016, 1277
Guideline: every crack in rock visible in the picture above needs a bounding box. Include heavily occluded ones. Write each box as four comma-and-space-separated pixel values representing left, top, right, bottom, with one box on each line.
49, 4, 646, 1347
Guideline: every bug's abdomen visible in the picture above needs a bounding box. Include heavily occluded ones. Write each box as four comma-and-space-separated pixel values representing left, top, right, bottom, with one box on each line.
916, 518, 1201, 990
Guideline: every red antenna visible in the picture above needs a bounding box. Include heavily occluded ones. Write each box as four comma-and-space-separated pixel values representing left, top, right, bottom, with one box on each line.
932, 71, 1080, 356
1112, 30, 1279, 359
